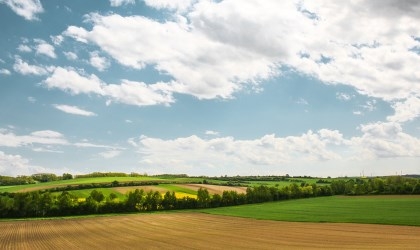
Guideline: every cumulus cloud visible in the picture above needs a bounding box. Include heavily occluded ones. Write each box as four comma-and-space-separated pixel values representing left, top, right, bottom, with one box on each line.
62, 0, 420, 120
17, 44, 32, 52
63, 51, 78, 60
42, 67, 177, 106
1, 0, 44, 21
89, 51, 110, 71
43, 67, 105, 95
64, 13, 277, 99
128, 123, 420, 174
13, 57, 52, 75
0, 68, 11, 75
102, 80, 176, 106
352, 122, 420, 158
35, 39, 56, 58
130, 130, 344, 172
387, 96, 420, 123
50, 35, 64, 46
0, 151, 41, 176
53, 104, 97, 117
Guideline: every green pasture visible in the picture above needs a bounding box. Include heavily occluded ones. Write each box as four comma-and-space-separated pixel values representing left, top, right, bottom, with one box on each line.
202, 195, 420, 226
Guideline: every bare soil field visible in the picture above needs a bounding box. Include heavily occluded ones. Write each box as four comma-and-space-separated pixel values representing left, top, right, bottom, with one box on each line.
112, 185, 170, 194
1, 213, 419, 250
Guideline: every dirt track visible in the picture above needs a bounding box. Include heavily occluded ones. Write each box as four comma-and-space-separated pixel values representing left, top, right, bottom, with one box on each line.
1, 213, 419, 249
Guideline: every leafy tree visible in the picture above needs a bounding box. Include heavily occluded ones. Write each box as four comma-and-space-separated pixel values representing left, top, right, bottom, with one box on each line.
89, 190, 105, 203
126, 189, 144, 211
162, 191, 176, 210
197, 188, 211, 208
62, 173, 73, 180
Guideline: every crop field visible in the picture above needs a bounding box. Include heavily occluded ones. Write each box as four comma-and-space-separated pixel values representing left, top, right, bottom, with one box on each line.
1, 212, 419, 249
203, 195, 420, 226
59, 184, 247, 199
0, 176, 167, 193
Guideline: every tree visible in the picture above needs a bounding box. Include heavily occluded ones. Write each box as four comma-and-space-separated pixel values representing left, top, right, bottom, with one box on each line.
162, 191, 176, 210
197, 188, 211, 208
62, 173, 73, 180
89, 190, 105, 203
126, 189, 144, 211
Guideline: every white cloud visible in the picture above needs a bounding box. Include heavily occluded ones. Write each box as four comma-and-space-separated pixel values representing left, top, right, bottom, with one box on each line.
32, 147, 63, 153
13, 57, 52, 75
98, 150, 121, 159
35, 39, 56, 58
64, 13, 278, 100
0, 68, 11, 75
50, 35, 64, 46
205, 130, 219, 136
352, 122, 420, 158
0, 151, 41, 176
109, 0, 134, 7
103, 80, 176, 106
336, 92, 353, 101
43, 67, 177, 106
73, 142, 123, 150
53, 104, 97, 117
1, 0, 44, 21
89, 51, 110, 71
0, 129, 68, 147
17, 44, 32, 52
63, 51, 78, 60
62, 0, 420, 120
27, 96, 36, 103
143, 0, 195, 12
125, 119, 133, 123
43, 67, 105, 95
387, 96, 420, 123
129, 123, 420, 175
360, 100, 377, 112
131, 130, 344, 173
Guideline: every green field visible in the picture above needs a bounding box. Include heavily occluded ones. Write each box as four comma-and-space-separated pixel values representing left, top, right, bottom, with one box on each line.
202, 195, 420, 226
0, 176, 170, 193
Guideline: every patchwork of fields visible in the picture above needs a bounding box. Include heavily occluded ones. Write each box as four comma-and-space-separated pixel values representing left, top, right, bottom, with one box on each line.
1, 213, 419, 249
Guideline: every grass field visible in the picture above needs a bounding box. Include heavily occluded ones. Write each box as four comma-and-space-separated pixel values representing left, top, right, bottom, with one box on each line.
1, 213, 419, 249
202, 195, 420, 226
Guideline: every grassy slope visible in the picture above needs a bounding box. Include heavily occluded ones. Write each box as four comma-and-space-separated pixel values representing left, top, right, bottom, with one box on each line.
202, 195, 420, 226
0, 176, 167, 193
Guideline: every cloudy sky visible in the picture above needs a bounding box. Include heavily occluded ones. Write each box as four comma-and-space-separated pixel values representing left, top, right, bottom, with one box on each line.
0, 0, 419, 177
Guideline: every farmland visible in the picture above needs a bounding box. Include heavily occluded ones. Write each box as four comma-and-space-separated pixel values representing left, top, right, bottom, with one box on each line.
203, 195, 420, 226
2, 174, 420, 249
1, 212, 419, 249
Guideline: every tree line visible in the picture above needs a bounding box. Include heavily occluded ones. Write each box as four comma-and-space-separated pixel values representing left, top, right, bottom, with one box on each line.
1, 176, 419, 218
0, 183, 332, 218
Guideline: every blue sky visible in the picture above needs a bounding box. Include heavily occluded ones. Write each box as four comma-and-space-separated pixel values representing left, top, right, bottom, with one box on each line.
0, 0, 419, 177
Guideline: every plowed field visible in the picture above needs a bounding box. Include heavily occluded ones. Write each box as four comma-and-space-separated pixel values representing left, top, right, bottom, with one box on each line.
1, 213, 419, 249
